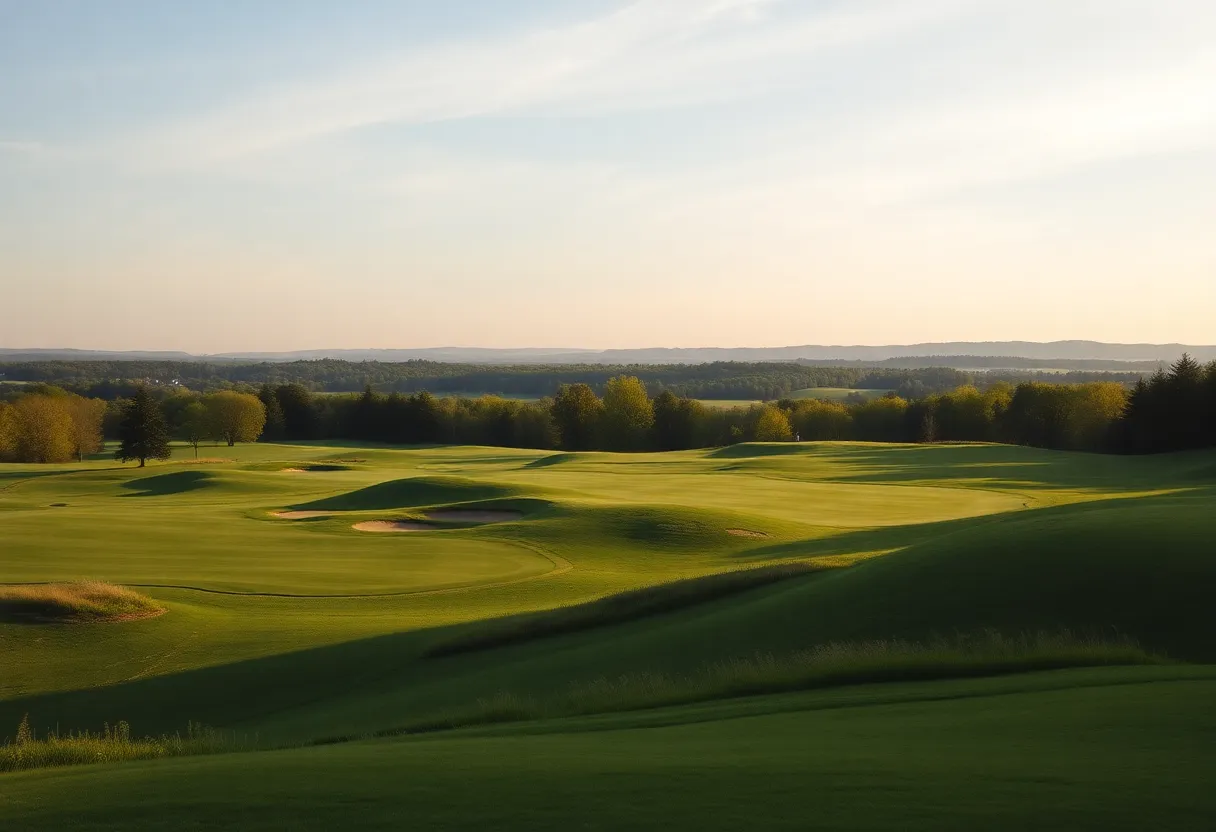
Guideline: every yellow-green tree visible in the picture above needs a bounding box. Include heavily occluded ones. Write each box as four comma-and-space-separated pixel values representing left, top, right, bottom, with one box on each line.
753, 404, 793, 442
13, 395, 75, 463
550, 384, 604, 451
790, 399, 852, 440
204, 392, 266, 446
179, 401, 210, 458
0, 402, 18, 461
1067, 382, 1127, 450
65, 396, 107, 461
601, 376, 654, 451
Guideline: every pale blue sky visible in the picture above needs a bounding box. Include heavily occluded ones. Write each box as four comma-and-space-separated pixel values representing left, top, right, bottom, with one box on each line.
2, 0, 1214, 351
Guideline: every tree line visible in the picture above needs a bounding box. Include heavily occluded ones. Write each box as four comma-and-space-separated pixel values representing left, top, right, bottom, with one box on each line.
0, 358, 1143, 401
0, 387, 266, 465
3, 357, 1211, 463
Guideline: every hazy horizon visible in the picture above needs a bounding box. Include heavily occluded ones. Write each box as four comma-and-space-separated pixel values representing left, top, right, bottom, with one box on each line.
4, 1, 1214, 351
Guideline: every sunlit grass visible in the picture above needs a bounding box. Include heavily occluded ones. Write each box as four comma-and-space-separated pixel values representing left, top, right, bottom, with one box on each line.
0, 716, 244, 773
0, 581, 164, 623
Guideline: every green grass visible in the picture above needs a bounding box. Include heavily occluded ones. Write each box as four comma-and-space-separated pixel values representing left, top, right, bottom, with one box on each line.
695, 398, 761, 407
424, 562, 826, 657
0, 440, 1213, 827
0, 717, 242, 773
407, 631, 1159, 733
3, 667, 1214, 830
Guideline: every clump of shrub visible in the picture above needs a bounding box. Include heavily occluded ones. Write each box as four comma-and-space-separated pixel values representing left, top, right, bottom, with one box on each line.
0, 716, 243, 773
0, 581, 164, 623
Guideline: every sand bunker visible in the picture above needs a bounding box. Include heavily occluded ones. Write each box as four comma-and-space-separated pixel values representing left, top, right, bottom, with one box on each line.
726, 528, 769, 539
426, 510, 522, 524
353, 520, 434, 533
273, 510, 332, 520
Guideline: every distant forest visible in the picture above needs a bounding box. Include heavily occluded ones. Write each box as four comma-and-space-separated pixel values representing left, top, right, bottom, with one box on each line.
3, 357, 1212, 461
0, 359, 1148, 402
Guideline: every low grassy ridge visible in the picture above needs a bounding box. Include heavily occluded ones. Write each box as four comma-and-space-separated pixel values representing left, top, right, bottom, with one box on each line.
398, 631, 1158, 735
0, 582, 163, 624
425, 562, 826, 657
0, 631, 1155, 772
0, 716, 241, 773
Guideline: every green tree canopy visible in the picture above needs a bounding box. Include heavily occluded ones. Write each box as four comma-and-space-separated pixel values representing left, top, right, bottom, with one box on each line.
551, 384, 604, 451
258, 384, 286, 441
204, 392, 266, 446
116, 387, 171, 467
601, 376, 655, 451
753, 404, 793, 442
179, 401, 210, 458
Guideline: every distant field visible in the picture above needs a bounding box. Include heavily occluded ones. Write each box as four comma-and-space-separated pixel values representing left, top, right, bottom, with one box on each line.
697, 388, 891, 407
695, 399, 760, 408
312, 390, 543, 401
2, 440, 1214, 827
789, 386, 891, 400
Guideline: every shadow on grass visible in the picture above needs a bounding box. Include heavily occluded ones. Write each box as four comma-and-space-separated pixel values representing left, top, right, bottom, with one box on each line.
121, 471, 215, 497
799, 443, 1216, 492
425, 563, 829, 658
294, 476, 518, 511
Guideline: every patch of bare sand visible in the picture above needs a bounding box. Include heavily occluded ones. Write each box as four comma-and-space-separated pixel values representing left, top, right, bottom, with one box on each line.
272, 510, 332, 520
726, 528, 769, 538
353, 520, 434, 533
426, 510, 522, 524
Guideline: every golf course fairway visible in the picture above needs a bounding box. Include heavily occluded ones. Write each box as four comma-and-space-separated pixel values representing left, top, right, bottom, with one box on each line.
3, 441, 1214, 829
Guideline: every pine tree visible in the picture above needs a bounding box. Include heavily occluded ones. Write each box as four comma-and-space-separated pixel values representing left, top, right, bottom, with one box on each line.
115, 387, 171, 467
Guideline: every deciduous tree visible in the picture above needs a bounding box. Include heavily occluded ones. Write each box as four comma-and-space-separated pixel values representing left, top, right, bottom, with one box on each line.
0, 402, 16, 460
753, 404, 793, 442
551, 384, 603, 450
180, 401, 209, 459
65, 395, 106, 461
258, 384, 286, 441
601, 376, 654, 451
204, 391, 266, 446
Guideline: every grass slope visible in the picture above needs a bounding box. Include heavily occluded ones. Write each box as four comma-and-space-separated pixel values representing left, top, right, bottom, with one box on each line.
0, 441, 1212, 827
3, 667, 1214, 831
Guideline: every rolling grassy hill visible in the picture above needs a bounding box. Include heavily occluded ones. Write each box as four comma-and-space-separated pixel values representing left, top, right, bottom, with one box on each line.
1, 440, 1213, 828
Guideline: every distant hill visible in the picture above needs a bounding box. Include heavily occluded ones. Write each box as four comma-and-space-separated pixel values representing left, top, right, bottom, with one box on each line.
2, 341, 1213, 365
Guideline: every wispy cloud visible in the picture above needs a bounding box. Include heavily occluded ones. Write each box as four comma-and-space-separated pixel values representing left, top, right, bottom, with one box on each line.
124, 0, 966, 166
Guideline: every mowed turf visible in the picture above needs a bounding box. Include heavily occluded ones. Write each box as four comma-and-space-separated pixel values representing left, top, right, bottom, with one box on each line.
3, 668, 1214, 831
1, 441, 1214, 828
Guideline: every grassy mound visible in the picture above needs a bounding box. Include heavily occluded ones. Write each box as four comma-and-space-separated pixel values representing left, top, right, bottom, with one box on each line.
426, 563, 825, 658
709, 443, 816, 459
525, 452, 598, 468
295, 476, 517, 511
399, 631, 1161, 734
0, 582, 164, 624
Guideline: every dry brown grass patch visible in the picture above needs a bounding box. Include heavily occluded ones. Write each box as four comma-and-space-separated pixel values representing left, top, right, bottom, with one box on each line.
0, 581, 165, 624
726, 528, 769, 538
